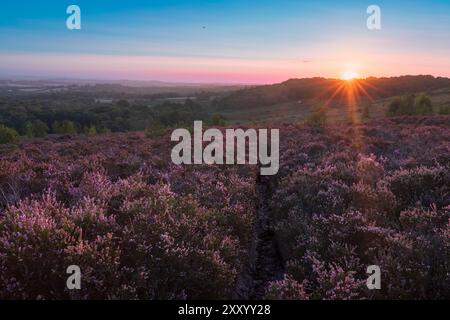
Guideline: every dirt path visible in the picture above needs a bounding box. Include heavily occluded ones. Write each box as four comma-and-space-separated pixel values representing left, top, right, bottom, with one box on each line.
233, 175, 284, 299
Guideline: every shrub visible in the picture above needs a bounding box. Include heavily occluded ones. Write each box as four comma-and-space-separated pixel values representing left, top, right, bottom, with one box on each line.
52, 120, 78, 134
438, 104, 450, 115
387, 94, 434, 116
0, 117, 448, 300
211, 114, 226, 126
144, 122, 166, 137
267, 118, 450, 299
306, 107, 327, 127
362, 105, 371, 120
0, 125, 19, 144
23, 120, 49, 138
0, 133, 257, 299
387, 98, 403, 116
415, 95, 433, 115
83, 126, 97, 135
266, 276, 309, 300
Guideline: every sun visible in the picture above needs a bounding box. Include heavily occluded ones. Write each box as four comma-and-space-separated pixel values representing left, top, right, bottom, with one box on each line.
341, 71, 359, 81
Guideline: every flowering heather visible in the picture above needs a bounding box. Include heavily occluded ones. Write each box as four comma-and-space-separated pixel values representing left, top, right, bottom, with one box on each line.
267, 116, 450, 299
0, 132, 257, 299
0, 116, 449, 299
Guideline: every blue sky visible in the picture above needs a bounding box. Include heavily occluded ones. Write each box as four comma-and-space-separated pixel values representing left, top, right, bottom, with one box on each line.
1, 0, 449, 83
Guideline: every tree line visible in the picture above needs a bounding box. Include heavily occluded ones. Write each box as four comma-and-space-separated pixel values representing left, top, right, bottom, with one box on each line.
0, 97, 215, 144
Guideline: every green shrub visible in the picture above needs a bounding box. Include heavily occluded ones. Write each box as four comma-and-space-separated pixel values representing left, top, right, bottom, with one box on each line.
0, 125, 20, 144
85, 126, 97, 135
52, 120, 77, 134
362, 105, 371, 120
387, 98, 403, 116
97, 127, 111, 134
415, 95, 433, 115
387, 94, 434, 116
438, 104, 450, 115
306, 107, 327, 127
145, 122, 166, 138
23, 120, 49, 138
211, 114, 226, 126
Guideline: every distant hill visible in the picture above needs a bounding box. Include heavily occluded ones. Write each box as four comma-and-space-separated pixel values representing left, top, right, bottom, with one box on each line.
217, 75, 450, 110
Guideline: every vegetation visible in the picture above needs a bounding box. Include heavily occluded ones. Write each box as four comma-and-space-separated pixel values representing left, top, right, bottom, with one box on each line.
266, 116, 449, 299
0, 77, 449, 299
387, 94, 434, 116
0, 132, 256, 299
1, 77, 449, 140
306, 107, 327, 127
439, 104, 450, 115
0, 116, 448, 299
218, 76, 450, 111
0, 97, 210, 136
362, 105, 371, 120
144, 121, 166, 138
211, 113, 226, 126
52, 120, 78, 135
0, 125, 19, 144
23, 120, 49, 138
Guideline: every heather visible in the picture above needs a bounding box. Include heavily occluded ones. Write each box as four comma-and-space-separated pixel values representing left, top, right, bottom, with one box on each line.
266, 116, 450, 299
0, 116, 449, 300
0, 132, 257, 299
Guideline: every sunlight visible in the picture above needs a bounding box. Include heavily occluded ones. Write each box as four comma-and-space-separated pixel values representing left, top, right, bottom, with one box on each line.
341, 70, 359, 81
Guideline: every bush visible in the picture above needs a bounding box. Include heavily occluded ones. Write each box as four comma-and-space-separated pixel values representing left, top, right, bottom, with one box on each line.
415, 95, 433, 115
211, 114, 226, 126
84, 126, 97, 135
387, 98, 403, 116
52, 120, 77, 134
0, 125, 19, 144
306, 107, 327, 127
438, 104, 450, 115
387, 94, 434, 116
362, 105, 371, 120
23, 120, 49, 138
144, 122, 166, 138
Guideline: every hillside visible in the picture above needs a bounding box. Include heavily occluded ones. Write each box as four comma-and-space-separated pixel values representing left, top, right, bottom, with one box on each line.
217, 75, 450, 111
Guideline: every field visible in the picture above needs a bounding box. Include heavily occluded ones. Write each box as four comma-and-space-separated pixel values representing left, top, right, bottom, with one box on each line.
1, 115, 448, 299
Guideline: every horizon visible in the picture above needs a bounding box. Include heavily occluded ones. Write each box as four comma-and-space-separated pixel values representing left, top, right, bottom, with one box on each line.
1, 74, 449, 87
1, 1, 450, 83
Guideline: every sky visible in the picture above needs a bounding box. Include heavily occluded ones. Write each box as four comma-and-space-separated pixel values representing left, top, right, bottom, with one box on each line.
0, 0, 449, 84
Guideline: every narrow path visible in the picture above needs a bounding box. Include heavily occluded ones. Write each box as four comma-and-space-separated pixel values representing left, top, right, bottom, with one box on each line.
233, 175, 285, 299
250, 176, 285, 299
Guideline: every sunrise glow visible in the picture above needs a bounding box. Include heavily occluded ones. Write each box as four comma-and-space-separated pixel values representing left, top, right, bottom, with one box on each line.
341, 71, 360, 81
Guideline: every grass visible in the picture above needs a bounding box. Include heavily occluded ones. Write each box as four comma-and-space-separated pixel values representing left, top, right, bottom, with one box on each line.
216, 88, 450, 125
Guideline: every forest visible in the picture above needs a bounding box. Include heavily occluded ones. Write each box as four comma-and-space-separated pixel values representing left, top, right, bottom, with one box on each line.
0, 96, 210, 136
